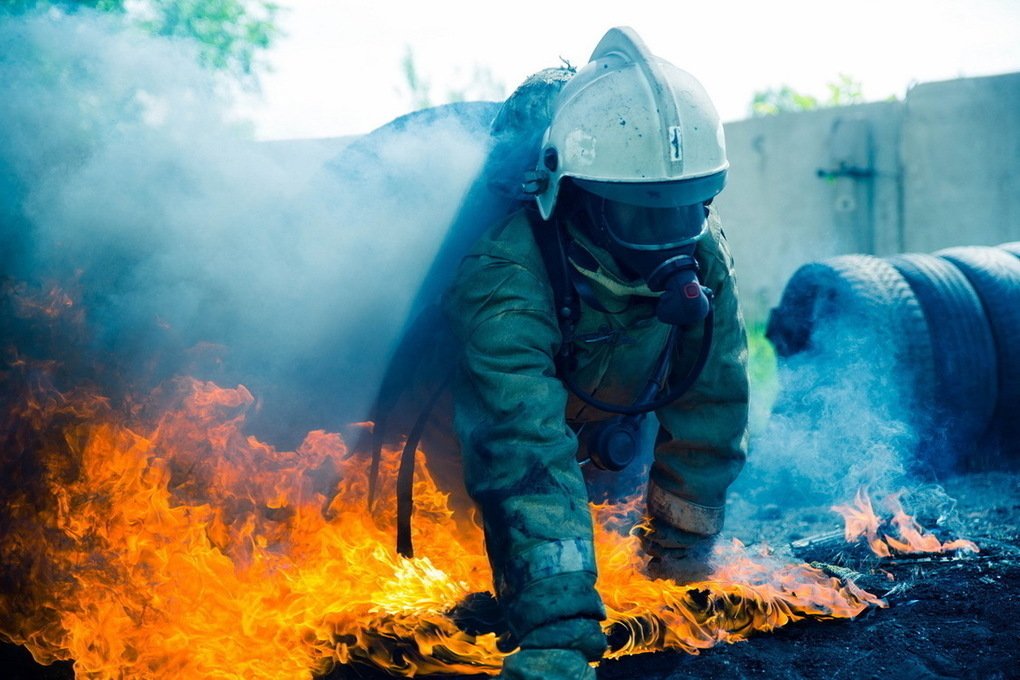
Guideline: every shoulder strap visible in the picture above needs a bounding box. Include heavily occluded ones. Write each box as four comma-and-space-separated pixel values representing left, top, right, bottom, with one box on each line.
524, 206, 578, 329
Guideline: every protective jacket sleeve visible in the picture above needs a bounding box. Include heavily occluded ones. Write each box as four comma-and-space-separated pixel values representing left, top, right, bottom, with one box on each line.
649, 212, 749, 536
442, 214, 606, 640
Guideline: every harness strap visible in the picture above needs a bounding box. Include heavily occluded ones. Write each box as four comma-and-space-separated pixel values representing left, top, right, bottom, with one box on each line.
526, 206, 578, 326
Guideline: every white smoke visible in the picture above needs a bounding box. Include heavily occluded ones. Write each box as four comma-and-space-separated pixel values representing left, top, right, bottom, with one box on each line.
735, 315, 919, 511
0, 9, 493, 441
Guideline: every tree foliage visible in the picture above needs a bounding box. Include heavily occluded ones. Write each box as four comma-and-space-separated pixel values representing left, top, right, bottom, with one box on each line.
0, 0, 280, 83
138, 0, 278, 82
750, 73, 866, 117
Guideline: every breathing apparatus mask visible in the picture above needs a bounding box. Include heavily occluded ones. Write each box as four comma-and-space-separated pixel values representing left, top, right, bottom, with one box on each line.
575, 185, 713, 329
572, 194, 716, 472
574, 217, 715, 475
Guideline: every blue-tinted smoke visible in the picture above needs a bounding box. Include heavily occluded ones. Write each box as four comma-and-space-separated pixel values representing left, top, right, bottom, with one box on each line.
737, 314, 919, 509
0, 10, 493, 442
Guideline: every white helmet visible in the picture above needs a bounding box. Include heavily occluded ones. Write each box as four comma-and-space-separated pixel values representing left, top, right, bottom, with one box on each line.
531, 26, 728, 220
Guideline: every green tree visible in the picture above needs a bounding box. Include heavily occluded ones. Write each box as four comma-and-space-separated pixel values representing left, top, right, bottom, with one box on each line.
1, 0, 119, 8
445, 64, 505, 104
0, 0, 280, 84
824, 73, 864, 107
750, 73, 866, 117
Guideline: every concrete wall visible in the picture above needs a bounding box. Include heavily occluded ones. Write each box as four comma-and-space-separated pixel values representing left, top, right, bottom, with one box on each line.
716, 72, 1020, 322
900, 74, 1020, 253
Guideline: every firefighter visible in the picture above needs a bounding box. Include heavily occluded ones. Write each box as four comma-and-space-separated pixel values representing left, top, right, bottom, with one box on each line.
440, 27, 749, 680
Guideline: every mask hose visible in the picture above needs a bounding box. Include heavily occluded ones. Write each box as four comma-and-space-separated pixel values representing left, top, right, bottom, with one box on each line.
572, 312, 714, 470
560, 308, 714, 418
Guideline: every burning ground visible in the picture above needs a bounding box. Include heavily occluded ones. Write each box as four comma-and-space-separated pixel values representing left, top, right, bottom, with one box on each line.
1, 365, 1016, 679
3, 279, 1013, 680
0, 367, 881, 678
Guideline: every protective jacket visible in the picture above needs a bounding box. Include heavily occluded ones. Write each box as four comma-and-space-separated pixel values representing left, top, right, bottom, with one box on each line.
442, 204, 749, 640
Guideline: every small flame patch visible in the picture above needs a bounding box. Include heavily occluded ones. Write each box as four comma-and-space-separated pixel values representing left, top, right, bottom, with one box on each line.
832, 488, 980, 557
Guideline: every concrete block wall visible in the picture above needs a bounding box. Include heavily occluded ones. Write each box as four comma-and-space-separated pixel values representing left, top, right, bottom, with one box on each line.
715, 72, 1020, 322
900, 74, 1020, 254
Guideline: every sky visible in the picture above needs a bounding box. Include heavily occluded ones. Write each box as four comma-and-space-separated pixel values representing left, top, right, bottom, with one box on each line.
238, 0, 1020, 140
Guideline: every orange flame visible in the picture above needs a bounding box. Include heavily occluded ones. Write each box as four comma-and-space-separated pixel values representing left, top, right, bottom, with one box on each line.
832, 488, 979, 557
0, 376, 884, 678
7, 279, 81, 322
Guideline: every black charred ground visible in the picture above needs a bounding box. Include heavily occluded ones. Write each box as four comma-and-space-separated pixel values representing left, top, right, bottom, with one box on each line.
598, 471, 1020, 680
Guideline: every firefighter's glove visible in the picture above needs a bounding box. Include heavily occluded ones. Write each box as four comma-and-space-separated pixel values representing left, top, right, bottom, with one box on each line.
637, 519, 716, 583
498, 648, 596, 680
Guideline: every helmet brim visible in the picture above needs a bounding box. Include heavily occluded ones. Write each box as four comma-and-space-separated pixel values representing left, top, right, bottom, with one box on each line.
574, 170, 726, 209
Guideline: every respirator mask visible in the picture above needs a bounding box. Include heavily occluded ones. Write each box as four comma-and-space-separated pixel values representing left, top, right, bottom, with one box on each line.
580, 192, 713, 329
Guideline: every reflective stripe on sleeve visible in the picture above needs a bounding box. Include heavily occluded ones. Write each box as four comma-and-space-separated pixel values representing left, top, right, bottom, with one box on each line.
647, 480, 725, 536
498, 538, 597, 599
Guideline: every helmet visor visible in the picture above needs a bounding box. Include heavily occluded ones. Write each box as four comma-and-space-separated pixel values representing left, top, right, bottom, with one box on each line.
596, 200, 708, 251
